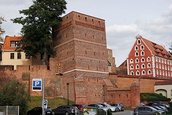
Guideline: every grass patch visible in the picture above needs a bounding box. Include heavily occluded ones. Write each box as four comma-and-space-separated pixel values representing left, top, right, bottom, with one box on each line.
27, 96, 74, 110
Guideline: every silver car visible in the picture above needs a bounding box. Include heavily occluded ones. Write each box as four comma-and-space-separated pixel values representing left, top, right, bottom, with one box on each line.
133, 106, 166, 115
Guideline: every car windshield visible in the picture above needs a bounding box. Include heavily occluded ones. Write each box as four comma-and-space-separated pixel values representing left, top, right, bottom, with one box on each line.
97, 104, 104, 108
104, 103, 111, 107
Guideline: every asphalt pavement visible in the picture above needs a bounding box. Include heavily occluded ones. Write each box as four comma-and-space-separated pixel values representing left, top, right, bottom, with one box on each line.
112, 110, 133, 115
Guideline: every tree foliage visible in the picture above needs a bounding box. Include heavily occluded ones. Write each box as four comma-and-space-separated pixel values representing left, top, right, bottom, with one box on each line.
12, 0, 67, 65
0, 74, 29, 115
0, 17, 5, 41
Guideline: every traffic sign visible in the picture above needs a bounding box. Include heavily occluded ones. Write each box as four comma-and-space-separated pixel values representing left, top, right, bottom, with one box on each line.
32, 78, 42, 91
44, 99, 48, 108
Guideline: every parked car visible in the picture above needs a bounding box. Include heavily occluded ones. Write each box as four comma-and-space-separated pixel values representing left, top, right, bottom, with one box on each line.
152, 105, 168, 113
72, 104, 86, 115
27, 107, 53, 115
98, 103, 118, 112
52, 105, 80, 115
87, 103, 110, 112
133, 106, 166, 115
110, 103, 124, 111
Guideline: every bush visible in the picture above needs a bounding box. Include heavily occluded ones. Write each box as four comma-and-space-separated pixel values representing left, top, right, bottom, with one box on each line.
140, 93, 171, 102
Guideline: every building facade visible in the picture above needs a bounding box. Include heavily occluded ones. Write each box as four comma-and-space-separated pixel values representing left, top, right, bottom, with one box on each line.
0, 36, 32, 70
127, 35, 172, 78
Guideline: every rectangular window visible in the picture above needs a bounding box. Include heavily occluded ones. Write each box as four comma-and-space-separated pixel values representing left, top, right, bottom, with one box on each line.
10, 53, 14, 59
17, 53, 21, 59
10, 41, 19, 47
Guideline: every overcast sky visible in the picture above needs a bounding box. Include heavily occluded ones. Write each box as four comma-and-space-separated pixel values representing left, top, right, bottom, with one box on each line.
1, 0, 172, 66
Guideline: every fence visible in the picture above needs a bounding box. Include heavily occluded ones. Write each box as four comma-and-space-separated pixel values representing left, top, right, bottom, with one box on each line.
0, 106, 19, 115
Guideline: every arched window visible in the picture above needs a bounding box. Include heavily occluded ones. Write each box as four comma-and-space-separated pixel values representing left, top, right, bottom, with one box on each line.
130, 59, 133, 63
141, 64, 145, 69
130, 71, 134, 75
130, 65, 134, 70
136, 71, 140, 75
142, 70, 146, 75
147, 63, 151, 68
147, 57, 151, 62
135, 58, 139, 63
140, 45, 144, 50
141, 57, 145, 62
135, 52, 139, 56
137, 39, 141, 44
141, 51, 145, 56
135, 46, 138, 50
136, 64, 140, 69
148, 70, 151, 75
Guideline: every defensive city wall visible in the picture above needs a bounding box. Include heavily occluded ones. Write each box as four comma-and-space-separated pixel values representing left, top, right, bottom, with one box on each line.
1, 59, 169, 108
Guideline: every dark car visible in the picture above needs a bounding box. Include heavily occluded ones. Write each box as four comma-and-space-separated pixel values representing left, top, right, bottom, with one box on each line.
133, 106, 166, 115
52, 105, 80, 115
110, 103, 124, 111
27, 107, 53, 115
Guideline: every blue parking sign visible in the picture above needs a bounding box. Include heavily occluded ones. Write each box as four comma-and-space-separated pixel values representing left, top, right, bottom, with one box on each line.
32, 78, 42, 91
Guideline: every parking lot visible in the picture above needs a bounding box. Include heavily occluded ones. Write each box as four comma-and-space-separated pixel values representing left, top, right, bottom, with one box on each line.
113, 110, 133, 115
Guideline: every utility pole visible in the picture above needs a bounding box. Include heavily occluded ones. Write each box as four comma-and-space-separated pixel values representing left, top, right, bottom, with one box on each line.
42, 78, 45, 115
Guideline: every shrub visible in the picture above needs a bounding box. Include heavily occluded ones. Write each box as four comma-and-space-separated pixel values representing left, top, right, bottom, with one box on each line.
140, 93, 171, 102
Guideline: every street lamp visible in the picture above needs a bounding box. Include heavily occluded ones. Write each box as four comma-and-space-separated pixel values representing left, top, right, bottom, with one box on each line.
66, 83, 69, 105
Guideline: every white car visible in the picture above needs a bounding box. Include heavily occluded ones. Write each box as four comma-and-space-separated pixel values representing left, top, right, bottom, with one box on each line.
98, 103, 118, 112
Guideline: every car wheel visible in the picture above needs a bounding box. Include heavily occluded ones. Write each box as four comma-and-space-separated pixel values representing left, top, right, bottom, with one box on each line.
115, 108, 119, 112
65, 112, 69, 115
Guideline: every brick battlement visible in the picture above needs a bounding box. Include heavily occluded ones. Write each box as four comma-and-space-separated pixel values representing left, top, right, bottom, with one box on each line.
16, 65, 48, 71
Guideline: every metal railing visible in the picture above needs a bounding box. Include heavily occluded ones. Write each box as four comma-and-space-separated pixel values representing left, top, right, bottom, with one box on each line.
0, 106, 19, 115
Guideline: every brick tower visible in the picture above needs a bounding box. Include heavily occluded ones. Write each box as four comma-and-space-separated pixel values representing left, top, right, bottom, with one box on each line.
54, 11, 109, 103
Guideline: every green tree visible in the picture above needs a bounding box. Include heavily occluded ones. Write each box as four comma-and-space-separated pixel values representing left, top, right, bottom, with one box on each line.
12, 0, 67, 65
0, 17, 5, 41
0, 74, 29, 115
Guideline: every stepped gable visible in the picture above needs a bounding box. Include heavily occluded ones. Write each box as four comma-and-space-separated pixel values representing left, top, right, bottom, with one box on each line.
141, 37, 172, 59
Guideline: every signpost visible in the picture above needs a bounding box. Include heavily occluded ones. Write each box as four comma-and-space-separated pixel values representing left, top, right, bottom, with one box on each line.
32, 78, 45, 115
32, 78, 42, 91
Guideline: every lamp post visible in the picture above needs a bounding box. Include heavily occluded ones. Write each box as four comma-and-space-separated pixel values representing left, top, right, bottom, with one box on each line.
66, 83, 69, 105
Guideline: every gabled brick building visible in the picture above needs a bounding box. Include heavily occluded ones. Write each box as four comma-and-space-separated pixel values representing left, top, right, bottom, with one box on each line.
127, 35, 172, 78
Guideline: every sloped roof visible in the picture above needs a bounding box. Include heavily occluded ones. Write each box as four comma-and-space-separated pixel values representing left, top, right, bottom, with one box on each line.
141, 37, 172, 60
2, 36, 22, 51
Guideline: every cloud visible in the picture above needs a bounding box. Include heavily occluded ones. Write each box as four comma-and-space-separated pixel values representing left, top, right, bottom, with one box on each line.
106, 4, 172, 66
